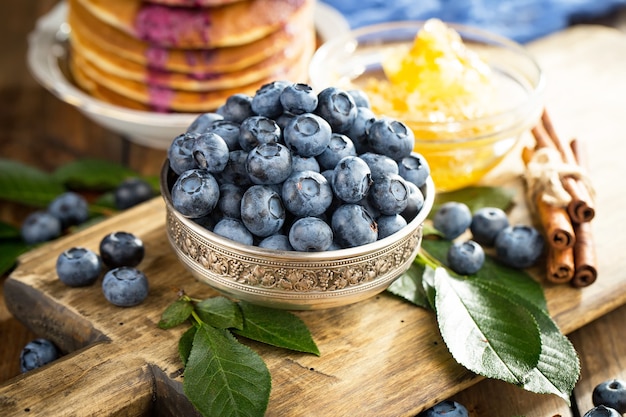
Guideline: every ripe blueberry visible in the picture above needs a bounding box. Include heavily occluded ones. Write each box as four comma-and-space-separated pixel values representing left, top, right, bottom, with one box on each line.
315, 87, 357, 133
332, 156, 372, 203
114, 178, 154, 210
377, 214, 408, 240
494, 225, 544, 269
21, 211, 62, 245
331, 204, 377, 248
418, 400, 469, 417
470, 207, 510, 246
56, 247, 102, 287
368, 117, 414, 161
99, 231, 145, 269
171, 169, 220, 218
447, 240, 485, 275
592, 379, 626, 413
433, 202, 472, 240
240, 185, 285, 237
102, 266, 149, 307
216, 93, 253, 124
20, 338, 59, 373
583, 405, 621, 417
48, 191, 89, 228
288, 217, 334, 252
213, 218, 254, 246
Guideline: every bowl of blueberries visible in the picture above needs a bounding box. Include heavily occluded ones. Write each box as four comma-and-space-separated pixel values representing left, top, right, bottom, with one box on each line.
160, 81, 435, 310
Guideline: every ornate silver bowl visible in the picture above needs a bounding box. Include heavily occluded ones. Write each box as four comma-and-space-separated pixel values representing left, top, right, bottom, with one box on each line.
160, 160, 435, 310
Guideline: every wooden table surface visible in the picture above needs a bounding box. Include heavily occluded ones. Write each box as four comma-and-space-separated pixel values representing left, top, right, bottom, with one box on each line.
3, 2, 626, 416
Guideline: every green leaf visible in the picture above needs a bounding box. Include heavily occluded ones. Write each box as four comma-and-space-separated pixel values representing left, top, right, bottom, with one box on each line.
234, 302, 320, 356
159, 299, 194, 329
430, 186, 516, 218
195, 296, 244, 330
0, 240, 31, 276
0, 221, 20, 239
184, 324, 271, 417
471, 278, 579, 402
387, 261, 430, 309
422, 239, 547, 312
179, 325, 197, 367
52, 159, 138, 190
434, 270, 542, 385
0, 159, 65, 206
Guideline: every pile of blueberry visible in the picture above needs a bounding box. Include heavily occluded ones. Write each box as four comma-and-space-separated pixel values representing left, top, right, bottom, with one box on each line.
56, 231, 148, 307
20, 178, 153, 245
432, 202, 545, 275
167, 81, 431, 251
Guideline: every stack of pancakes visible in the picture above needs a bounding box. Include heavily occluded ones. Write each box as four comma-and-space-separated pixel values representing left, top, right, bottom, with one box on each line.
67, 0, 316, 113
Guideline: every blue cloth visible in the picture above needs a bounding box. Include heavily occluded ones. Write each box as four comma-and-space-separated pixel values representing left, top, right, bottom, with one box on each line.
322, 0, 626, 43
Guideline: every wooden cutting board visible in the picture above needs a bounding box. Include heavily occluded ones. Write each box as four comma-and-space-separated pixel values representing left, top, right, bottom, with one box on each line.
3, 24, 626, 417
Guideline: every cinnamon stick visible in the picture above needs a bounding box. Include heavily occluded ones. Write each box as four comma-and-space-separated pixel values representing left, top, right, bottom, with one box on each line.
540, 111, 595, 223
546, 246, 575, 284
536, 198, 575, 249
571, 221, 598, 288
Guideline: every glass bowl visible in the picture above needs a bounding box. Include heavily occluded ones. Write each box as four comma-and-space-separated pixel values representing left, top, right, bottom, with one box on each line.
26, 1, 350, 150
160, 160, 435, 310
309, 21, 545, 191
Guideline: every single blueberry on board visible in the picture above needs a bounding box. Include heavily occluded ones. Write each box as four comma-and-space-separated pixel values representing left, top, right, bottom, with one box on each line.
102, 266, 149, 307
48, 191, 89, 228
470, 207, 510, 247
56, 247, 102, 287
447, 240, 485, 275
592, 379, 626, 413
433, 201, 472, 240
99, 231, 145, 269
418, 400, 469, 417
21, 211, 62, 245
114, 178, 154, 210
20, 338, 60, 373
494, 225, 545, 269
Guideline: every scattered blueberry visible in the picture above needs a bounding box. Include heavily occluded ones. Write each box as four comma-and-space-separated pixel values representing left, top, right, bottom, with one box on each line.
583, 405, 621, 417
21, 211, 62, 245
368, 117, 414, 161
418, 400, 469, 417
332, 156, 372, 203
192, 132, 230, 173
114, 178, 154, 210
213, 217, 254, 246
102, 266, 149, 307
279, 83, 318, 115
240, 185, 285, 237
470, 207, 510, 246
56, 247, 102, 287
20, 338, 59, 373
315, 87, 357, 133
592, 379, 626, 413
48, 191, 89, 228
447, 240, 485, 275
246, 143, 292, 185
331, 204, 377, 248
99, 231, 145, 269
281, 170, 333, 217
171, 169, 220, 218
494, 225, 544, 269
288, 217, 334, 252
433, 202, 472, 240
216, 93, 253, 124
283, 113, 332, 157
398, 153, 430, 188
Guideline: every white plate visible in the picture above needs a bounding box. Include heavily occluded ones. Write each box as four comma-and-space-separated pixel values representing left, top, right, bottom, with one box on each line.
26, 2, 350, 150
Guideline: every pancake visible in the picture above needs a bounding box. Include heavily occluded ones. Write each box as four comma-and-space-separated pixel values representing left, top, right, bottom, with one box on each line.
68, 0, 306, 74
70, 30, 315, 112
70, 24, 314, 91
144, 0, 243, 6
75, 0, 312, 49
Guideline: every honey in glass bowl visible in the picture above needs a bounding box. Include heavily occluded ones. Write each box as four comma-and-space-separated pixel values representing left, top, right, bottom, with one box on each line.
309, 19, 545, 191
